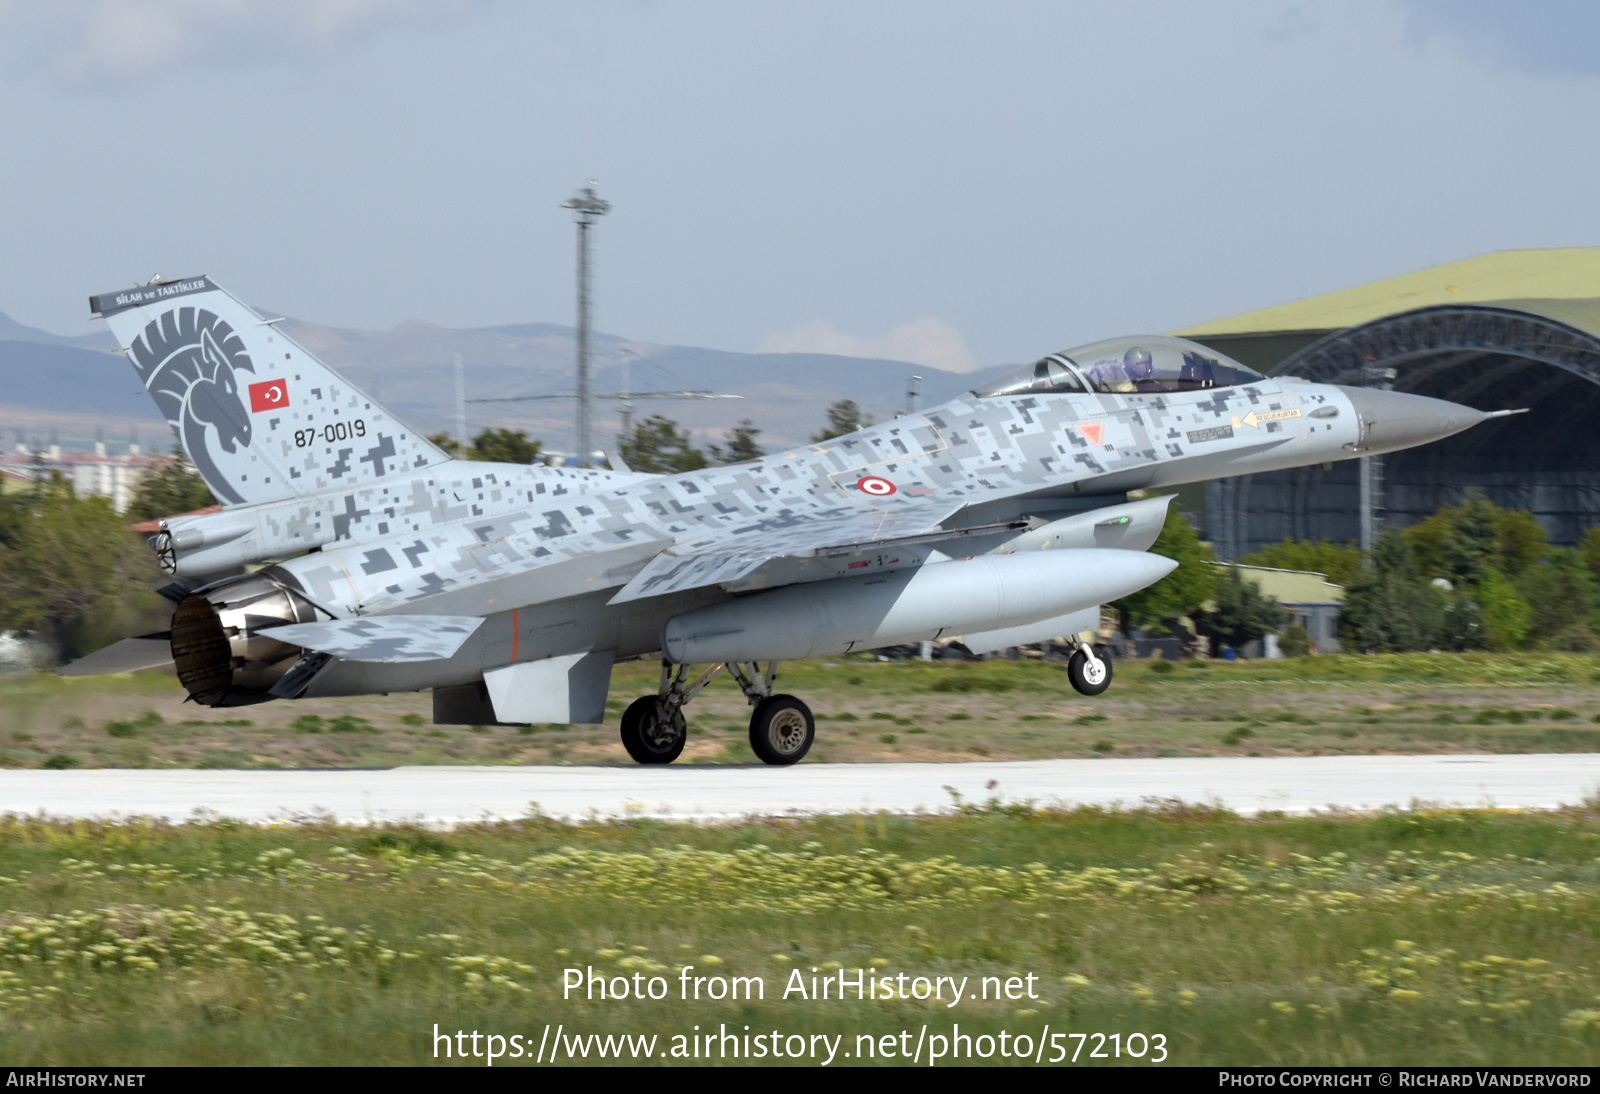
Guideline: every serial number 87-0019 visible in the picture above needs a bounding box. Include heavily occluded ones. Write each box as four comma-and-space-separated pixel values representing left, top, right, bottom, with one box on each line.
294, 419, 366, 448
1062, 1032, 1166, 1063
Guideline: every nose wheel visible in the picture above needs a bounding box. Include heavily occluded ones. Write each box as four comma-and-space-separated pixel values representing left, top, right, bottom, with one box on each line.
1068, 643, 1113, 696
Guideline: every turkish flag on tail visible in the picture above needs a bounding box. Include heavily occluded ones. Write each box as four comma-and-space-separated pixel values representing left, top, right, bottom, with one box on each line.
248, 378, 289, 412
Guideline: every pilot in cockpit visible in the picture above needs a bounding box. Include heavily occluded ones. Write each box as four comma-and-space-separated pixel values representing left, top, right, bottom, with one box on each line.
1086, 355, 1131, 392
1123, 346, 1164, 392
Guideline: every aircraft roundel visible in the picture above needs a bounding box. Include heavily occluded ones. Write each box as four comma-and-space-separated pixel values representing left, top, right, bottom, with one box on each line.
856, 476, 896, 496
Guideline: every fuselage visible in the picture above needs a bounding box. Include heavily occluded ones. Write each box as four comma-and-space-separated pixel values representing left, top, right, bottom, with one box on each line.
78, 279, 1496, 732
167, 371, 1390, 697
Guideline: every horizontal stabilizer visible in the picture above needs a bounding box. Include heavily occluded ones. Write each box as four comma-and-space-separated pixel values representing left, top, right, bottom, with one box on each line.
56, 633, 173, 676
259, 615, 484, 662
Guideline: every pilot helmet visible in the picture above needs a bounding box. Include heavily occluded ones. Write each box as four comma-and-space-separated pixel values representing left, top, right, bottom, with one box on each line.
1123, 346, 1154, 379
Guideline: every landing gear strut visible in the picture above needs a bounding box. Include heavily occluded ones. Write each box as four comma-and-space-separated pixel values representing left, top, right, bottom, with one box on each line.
1066, 640, 1113, 697
620, 660, 814, 767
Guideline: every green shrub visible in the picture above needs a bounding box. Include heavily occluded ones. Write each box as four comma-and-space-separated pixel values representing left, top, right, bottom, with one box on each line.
105, 710, 162, 739
1279, 624, 1312, 657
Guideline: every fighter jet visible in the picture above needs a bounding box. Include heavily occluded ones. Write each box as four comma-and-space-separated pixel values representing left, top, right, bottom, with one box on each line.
63, 277, 1500, 765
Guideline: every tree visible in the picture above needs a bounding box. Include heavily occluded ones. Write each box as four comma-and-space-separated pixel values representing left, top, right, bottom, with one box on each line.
0, 475, 161, 656
469, 428, 541, 464
1580, 525, 1600, 585
427, 432, 466, 458
708, 420, 765, 465
619, 415, 709, 474
1476, 565, 1533, 651
812, 399, 872, 442
1405, 492, 1546, 584
1208, 565, 1285, 650
1435, 586, 1484, 652
1515, 547, 1599, 647
1240, 538, 1363, 588
126, 450, 215, 521
1111, 501, 1219, 629
1340, 527, 1447, 651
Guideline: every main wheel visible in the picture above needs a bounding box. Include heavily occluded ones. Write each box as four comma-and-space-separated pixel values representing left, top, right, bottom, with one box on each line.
748, 694, 815, 766
619, 695, 687, 764
1067, 645, 1113, 696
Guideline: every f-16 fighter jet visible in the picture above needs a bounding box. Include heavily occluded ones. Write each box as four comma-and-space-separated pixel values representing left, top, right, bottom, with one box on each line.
64, 277, 1501, 765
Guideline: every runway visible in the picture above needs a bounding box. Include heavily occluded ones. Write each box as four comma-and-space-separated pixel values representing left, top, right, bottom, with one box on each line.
2, 753, 1598, 825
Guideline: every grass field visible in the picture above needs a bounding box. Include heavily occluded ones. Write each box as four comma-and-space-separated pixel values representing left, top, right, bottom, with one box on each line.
2, 805, 1599, 1065
5, 652, 1600, 770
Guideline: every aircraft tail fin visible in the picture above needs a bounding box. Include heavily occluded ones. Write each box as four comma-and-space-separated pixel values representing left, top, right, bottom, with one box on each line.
91, 277, 448, 507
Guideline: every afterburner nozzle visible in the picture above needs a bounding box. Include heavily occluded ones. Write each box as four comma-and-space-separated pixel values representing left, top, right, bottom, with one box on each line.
1336, 386, 1490, 456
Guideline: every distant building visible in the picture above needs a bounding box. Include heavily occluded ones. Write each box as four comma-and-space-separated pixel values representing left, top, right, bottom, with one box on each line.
0, 442, 164, 512
1207, 563, 1345, 655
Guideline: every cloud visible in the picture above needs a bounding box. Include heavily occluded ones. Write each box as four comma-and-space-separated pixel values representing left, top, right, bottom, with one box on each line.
1397, 0, 1600, 78
0, 0, 496, 84
759, 317, 979, 373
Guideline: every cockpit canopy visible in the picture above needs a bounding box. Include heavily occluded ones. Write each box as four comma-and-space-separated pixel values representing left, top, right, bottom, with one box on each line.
972, 335, 1266, 398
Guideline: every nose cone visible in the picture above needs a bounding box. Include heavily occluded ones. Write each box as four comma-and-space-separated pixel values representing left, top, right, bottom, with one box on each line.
1336, 386, 1489, 456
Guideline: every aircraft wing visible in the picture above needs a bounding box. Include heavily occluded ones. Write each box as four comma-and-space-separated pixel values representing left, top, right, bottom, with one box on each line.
607, 500, 964, 604
258, 615, 485, 662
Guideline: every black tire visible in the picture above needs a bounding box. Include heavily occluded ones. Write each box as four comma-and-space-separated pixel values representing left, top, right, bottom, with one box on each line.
619, 695, 686, 764
1068, 646, 1113, 696
748, 694, 815, 766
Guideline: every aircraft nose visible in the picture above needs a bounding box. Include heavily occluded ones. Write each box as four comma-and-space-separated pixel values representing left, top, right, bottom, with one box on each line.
1335, 386, 1489, 455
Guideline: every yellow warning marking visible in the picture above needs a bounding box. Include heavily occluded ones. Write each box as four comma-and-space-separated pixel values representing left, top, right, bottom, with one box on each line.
1239, 408, 1303, 429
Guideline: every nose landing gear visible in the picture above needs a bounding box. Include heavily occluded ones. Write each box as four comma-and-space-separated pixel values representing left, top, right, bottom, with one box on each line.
620, 660, 814, 766
1066, 640, 1113, 696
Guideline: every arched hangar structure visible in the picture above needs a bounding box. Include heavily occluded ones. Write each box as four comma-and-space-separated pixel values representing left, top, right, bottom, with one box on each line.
1176, 249, 1600, 557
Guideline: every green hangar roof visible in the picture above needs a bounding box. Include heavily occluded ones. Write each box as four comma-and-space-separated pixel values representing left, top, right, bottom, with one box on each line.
1176, 246, 1600, 340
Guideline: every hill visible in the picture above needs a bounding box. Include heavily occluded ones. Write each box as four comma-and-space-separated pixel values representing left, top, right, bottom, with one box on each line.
0, 308, 1009, 453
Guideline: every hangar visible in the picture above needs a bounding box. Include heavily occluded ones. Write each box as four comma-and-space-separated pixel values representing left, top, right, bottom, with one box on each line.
1174, 247, 1600, 557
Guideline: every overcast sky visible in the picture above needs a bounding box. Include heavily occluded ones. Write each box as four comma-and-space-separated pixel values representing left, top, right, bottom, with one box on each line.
1, 1, 1597, 372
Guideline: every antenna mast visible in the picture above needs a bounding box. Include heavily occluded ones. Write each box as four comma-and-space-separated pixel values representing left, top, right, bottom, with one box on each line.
563, 181, 610, 467
453, 352, 466, 449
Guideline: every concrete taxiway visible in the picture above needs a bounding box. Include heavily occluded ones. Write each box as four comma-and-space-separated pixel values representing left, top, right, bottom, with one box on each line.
1, 754, 1597, 826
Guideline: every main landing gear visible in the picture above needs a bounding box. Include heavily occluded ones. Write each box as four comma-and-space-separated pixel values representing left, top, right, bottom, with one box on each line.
1065, 639, 1113, 697
619, 661, 815, 767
